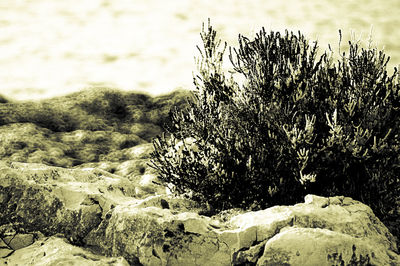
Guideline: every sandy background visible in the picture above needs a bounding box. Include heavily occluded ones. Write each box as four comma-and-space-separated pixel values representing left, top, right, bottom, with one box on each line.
0, 0, 399, 101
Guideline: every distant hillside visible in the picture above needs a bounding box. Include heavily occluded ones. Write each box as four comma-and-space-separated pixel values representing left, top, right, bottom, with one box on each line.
0, 88, 191, 134
0, 88, 192, 167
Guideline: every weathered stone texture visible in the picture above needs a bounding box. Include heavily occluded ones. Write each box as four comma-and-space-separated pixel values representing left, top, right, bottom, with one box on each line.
1, 162, 399, 265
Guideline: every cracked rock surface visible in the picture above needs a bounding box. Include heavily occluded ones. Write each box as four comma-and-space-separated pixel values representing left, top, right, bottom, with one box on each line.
1, 161, 399, 265
2, 236, 129, 265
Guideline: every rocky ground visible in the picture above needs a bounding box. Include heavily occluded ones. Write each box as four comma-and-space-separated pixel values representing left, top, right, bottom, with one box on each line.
0, 87, 189, 167
0, 88, 399, 265
1, 160, 399, 265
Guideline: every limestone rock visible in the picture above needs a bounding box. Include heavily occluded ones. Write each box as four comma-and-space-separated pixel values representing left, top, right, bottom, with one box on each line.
257, 227, 396, 266
84, 205, 231, 265
125, 143, 154, 159
0, 123, 74, 167
114, 159, 154, 178
129, 123, 162, 142
0, 162, 138, 243
3, 233, 35, 250
233, 240, 266, 265
1, 163, 399, 265
113, 160, 165, 197
84, 195, 399, 265
0, 238, 13, 258
135, 173, 165, 196
230, 195, 399, 265
133, 195, 204, 213
0, 236, 129, 265
74, 161, 120, 175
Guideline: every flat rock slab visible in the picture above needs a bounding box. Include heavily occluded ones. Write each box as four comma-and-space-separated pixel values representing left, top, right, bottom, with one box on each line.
0, 236, 129, 265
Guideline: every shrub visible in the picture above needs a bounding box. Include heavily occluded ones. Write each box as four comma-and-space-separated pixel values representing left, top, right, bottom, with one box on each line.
150, 20, 400, 231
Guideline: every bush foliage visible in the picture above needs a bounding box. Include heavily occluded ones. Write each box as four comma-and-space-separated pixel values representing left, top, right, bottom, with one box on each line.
151, 21, 400, 231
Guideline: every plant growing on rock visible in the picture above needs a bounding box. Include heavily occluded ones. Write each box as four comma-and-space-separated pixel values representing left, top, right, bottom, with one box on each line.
150, 21, 400, 235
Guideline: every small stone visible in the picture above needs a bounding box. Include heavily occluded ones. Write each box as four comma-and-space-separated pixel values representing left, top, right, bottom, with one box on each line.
304, 194, 329, 208
209, 219, 221, 229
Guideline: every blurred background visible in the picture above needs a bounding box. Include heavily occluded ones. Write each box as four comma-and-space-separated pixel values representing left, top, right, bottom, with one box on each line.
0, 0, 399, 101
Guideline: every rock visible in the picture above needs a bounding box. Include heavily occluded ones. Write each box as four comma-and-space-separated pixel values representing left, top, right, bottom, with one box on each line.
129, 123, 162, 142
233, 240, 266, 265
0, 122, 151, 167
74, 161, 120, 175
0, 236, 129, 265
0, 238, 8, 249
136, 173, 165, 196
84, 195, 399, 265
0, 162, 138, 244
125, 143, 154, 159
133, 195, 204, 213
0, 123, 74, 167
0, 248, 13, 259
3, 233, 34, 250
0, 238, 13, 258
304, 193, 329, 207
1, 163, 399, 265
114, 159, 153, 178
84, 205, 231, 265
257, 227, 396, 266
230, 195, 399, 265
112, 160, 165, 197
